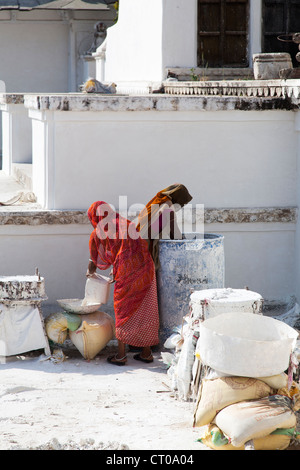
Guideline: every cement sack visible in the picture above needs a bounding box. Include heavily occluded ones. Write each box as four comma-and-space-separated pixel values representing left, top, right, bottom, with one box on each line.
201, 368, 287, 389
45, 312, 81, 344
176, 330, 199, 400
69, 311, 115, 360
199, 424, 296, 451
193, 376, 272, 427
277, 381, 300, 412
214, 395, 297, 448
257, 373, 288, 390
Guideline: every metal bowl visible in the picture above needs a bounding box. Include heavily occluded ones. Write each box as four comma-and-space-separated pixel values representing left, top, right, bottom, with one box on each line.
57, 298, 101, 314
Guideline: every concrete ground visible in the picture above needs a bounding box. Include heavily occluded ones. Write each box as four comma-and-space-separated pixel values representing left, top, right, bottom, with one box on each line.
0, 345, 208, 451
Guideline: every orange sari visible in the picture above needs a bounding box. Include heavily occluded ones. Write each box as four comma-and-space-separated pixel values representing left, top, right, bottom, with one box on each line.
88, 201, 159, 347
136, 184, 193, 269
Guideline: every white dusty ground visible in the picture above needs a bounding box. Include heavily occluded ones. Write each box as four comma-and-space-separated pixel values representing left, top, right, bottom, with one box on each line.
0, 345, 208, 451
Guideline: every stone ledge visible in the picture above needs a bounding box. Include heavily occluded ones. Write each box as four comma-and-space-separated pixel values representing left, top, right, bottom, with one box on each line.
0, 93, 24, 105
0, 210, 89, 225
163, 79, 300, 100
166, 67, 254, 82
0, 207, 296, 225
204, 207, 298, 224
19, 90, 300, 112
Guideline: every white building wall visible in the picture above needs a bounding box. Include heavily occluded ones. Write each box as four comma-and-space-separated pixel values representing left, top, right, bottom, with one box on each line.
0, 16, 69, 93
104, 0, 198, 88
104, 0, 164, 86
103, 0, 263, 90
14, 98, 296, 307
28, 107, 297, 211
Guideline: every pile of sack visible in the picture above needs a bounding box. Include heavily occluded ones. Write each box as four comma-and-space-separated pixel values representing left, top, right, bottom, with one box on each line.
194, 373, 300, 450
45, 310, 115, 360
161, 318, 200, 401
161, 288, 265, 401
45, 273, 115, 360
161, 288, 300, 450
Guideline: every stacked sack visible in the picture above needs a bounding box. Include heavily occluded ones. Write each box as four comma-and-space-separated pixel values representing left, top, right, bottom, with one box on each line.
194, 372, 300, 450
192, 310, 300, 450
45, 274, 115, 360
161, 289, 265, 401
45, 310, 115, 360
161, 317, 199, 401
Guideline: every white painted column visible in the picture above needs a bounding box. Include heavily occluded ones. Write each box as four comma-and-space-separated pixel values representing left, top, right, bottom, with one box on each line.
0, 100, 32, 175
103, 0, 198, 91
249, 0, 263, 66
29, 109, 55, 209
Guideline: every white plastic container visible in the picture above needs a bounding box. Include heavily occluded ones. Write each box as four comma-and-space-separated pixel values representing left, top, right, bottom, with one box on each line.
83, 273, 111, 305
190, 288, 263, 321
199, 312, 298, 377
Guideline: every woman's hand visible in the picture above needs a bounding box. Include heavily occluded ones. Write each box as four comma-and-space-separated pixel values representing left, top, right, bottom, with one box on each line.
86, 259, 97, 277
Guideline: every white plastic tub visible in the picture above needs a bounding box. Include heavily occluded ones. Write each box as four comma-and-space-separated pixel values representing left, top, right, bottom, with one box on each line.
199, 312, 298, 377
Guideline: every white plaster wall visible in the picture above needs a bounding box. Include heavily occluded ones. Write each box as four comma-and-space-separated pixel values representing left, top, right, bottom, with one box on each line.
104, 0, 198, 85
105, 0, 164, 83
208, 224, 296, 303
0, 224, 116, 316
29, 109, 297, 211
103, 0, 262, 86
161, 0, 197, 69
25, 105, 299, 305
0, 221, 295, 310
0, 23, 69, 93
1, 103, 32, 175
249, 0, 263, 64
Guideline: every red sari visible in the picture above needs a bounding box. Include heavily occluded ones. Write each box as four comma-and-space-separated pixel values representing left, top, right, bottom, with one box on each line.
88, 201, 159, 347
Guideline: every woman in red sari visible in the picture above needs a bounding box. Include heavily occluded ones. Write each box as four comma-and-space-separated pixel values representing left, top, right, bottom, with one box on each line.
87, 201, 159, 366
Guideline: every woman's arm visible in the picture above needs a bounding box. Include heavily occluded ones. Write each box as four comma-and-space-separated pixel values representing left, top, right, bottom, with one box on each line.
86, 259, 97, 277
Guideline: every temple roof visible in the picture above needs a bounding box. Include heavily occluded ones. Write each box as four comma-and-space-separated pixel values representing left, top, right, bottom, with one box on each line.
0, 0, 115, 10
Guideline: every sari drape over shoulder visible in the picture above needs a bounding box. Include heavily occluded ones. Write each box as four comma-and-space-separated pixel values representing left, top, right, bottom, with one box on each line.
136, 184, 193, 269
88, 201, 159, 347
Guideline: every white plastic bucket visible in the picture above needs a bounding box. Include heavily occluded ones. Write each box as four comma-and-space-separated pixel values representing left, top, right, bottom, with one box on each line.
84, 273, 111, 305
199, 312, 298, 377
190, 288, 263, 321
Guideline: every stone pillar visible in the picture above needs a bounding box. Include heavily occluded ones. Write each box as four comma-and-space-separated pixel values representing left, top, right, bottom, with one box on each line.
28, 109, 55, 209
102, 0, 198, 93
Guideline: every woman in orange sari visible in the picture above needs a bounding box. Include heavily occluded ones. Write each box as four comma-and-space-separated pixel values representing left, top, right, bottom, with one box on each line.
87, 201, 159, 365
137, 183, 193, 270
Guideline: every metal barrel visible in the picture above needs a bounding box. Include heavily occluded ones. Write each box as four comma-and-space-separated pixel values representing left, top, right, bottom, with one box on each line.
157, 233, 225, 342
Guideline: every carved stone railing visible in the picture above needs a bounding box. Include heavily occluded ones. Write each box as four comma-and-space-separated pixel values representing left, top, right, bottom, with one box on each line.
163, 79, 300, 99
